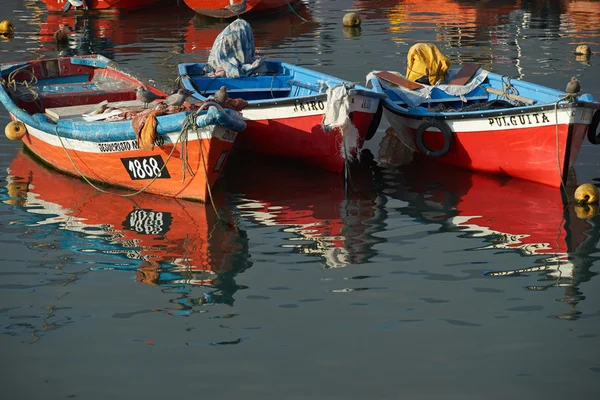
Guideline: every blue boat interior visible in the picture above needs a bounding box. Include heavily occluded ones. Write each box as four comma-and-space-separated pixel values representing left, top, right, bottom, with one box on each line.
178, 60, 375, 102
371, 65, 595, 115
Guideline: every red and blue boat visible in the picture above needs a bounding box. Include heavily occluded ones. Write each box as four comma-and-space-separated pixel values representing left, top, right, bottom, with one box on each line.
0, 54, 245, 201
368, 61, 600, 187
178, 20, 385, 173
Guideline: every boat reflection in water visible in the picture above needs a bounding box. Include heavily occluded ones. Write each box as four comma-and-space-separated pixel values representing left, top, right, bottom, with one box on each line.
4, 150, 252, 316
183, 2, 313, 55
37, 3, 189, 57
221, 152, 386, 269
377, 157, 599, 320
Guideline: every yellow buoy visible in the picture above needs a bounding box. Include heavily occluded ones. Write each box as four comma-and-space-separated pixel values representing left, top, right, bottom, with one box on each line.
5, 121, 27, 141
574, 183, 599, 205
343, 12, 361, 28
0, 20, 14, 34
575, 205, 599, 220
574, 45, 591, 56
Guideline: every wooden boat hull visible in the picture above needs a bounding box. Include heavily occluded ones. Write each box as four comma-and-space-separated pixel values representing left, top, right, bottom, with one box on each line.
183, 0, 301, 18
382, 104, 591, 187
179, 61, 384, 173
234, 96, 380, 173
368, 66, 600, 187
41, 0, 165, 12
1, 55, 243, 202
15, 118, 236, 201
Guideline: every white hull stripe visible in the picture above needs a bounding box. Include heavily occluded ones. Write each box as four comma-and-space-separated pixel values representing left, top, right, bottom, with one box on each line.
384, 105, 594, 133
20, 122, 236, 154
242, 94, 379, 120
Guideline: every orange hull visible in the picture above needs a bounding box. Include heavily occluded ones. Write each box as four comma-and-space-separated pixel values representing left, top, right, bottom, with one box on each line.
0, 55, 243, 202
19, 124, 234, 201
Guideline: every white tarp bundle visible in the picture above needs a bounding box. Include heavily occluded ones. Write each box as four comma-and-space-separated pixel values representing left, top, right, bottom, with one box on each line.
322, 83, 360, 161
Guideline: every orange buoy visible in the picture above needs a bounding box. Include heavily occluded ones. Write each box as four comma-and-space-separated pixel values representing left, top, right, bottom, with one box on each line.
5, 121, 27, 140
574, 183, 599, 205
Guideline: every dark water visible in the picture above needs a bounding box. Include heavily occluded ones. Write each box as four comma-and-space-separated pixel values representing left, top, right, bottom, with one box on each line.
1, 0, 600, 399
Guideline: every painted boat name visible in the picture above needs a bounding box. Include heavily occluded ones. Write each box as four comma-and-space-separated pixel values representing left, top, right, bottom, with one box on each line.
293, 100, 325, 112
488, 112, 550, 127
98, 136, 166, 153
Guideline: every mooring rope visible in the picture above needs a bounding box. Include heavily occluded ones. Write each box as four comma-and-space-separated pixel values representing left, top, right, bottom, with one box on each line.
284, 0, 308, 22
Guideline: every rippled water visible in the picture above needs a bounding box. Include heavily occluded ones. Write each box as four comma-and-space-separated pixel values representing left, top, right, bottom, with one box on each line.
1, 0, 599, 399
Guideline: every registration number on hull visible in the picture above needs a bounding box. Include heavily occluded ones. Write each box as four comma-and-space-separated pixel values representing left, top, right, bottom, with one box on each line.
121, 155, 171, 180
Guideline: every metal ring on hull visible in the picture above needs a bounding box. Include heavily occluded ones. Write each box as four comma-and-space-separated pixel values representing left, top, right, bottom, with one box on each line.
415, 119, 453, 158
588, 110, 600, 145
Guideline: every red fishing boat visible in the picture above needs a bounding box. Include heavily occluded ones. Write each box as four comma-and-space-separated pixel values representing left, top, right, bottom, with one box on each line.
40, 0, 166, 13
0, 54, 246, 201
368, 60, 600, 187
179, 19, 385, 173
5, 150, 249, 288
182, 0, 302, 18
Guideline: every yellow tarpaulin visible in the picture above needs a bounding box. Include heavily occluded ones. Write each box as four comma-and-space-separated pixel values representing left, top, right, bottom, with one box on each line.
406, 43, 451, 85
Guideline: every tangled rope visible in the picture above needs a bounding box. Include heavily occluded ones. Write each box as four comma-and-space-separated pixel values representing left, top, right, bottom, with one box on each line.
54, 102, 226, 221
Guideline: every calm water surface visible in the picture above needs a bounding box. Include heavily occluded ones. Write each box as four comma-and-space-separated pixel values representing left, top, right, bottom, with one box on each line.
1, 0, 600, 399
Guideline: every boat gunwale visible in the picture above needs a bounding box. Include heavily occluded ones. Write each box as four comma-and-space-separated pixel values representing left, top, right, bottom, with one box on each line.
366, 72, 600, 121
0, 55, 236, 142
178, 60, 385, 109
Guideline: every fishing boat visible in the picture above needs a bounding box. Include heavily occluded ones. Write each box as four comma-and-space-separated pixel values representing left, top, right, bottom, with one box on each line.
182, 0, 302, 19
4, 150, 251, 311
0, 54, 246, 201
178, 19, 385, 173
367, 47, 600, 187
40, 0, 166, 13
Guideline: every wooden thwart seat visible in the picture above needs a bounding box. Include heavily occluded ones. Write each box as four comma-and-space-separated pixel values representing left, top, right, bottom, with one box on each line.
45, 99, 145, 121
447, 63, 481, 85
375, 71, 424, 90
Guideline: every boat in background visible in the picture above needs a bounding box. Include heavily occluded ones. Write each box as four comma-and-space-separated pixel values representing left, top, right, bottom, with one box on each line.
179, 19, 385, 173
0, 54, 245, 201
40, 0, 167, 13
182, 0, 303, 19
4, 150, 251, 313
368, 56, 600, 187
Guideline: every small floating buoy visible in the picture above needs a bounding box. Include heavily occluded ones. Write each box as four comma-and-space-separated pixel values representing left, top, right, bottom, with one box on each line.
343, 12, 361, 28
575, 204, 598, 220
575, 45, 591, 56
5, 121, 27, 141
0, 20, 14, 35
574, 183, 599, 205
